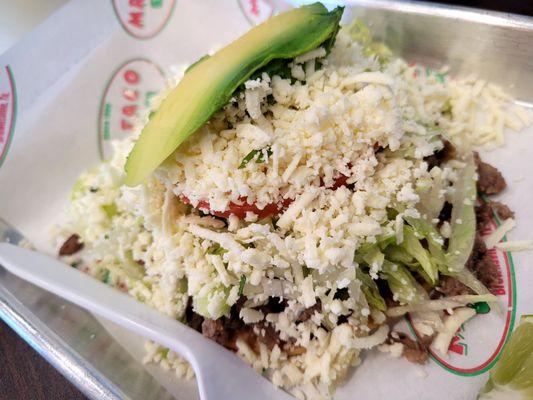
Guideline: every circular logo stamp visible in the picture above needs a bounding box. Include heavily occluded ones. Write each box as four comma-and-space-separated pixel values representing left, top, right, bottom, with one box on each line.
112, 0, 176, 39
98, 58, 166, 160
237, 0, 275, 26
0, 66, 17, 168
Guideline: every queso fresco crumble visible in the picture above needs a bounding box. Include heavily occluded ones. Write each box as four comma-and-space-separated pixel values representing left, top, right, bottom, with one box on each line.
56, 6, 531, 400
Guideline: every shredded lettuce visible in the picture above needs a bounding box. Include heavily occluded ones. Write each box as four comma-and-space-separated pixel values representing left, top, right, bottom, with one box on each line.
355, 243, 381, 265
363, 245, 385, 269
381, 260, 424, 304
376, 233, 397, 250
384, 245, 417, 267
455, 268, 490, 296
418, 161, 446, 221
356, 269, 387, 311
102, 203, 118, 219
238, 275, 246, 296
345, 18, 392, 65
405, 217, 446, 267
194, 286, 231, 319
445, 158, 477, 273
352, 157, 478, 309
402, 225, 439, 285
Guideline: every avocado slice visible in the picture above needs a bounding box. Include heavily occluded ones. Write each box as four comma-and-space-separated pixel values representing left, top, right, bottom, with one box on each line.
124, 3, 343, 186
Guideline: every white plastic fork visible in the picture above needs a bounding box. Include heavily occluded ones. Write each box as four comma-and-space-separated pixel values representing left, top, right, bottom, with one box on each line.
0, 242, 291, 400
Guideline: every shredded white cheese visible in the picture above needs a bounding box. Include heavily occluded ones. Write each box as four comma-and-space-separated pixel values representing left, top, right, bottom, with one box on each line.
495, 240, 533, 252
432, 307, 476, 357
484, 218, 517, 249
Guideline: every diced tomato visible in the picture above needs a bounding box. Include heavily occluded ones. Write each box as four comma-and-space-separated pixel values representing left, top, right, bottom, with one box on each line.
327, 173, 350, 190
180, 196, 293, 219
181, 168, 354, 220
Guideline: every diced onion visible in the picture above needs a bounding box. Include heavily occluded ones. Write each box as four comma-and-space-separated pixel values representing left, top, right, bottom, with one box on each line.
352, 324, 389, 349
432, 307, 476, 357
495, 240, 533, 252
484, 218, 516, 249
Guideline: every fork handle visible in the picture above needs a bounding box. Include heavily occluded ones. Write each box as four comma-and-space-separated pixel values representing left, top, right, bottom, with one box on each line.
0, 243, 290, 400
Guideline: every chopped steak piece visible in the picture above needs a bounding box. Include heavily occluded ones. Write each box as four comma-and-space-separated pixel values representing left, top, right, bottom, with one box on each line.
464, 233, 499, 292
337, 315, 349, 325
202, 319, 231, 347
470, 253, 499, 291
188, 312, 205, 333
466, 233, 487, 269
476, 200, 515, 230
389, 332, 428, 364
59, 234, 84, 256
258, 297, 287, 315
200, 298, 285, 353
476, 202, 493, 230
185, 298, 204, 333
437, 276, 472, 297
424, 140, 456, 170
233, 296, 247, 316
333, 287, 349, 301
403, 342, 428, 364
255, 322, 282, 350
438, 201, 453, 225
418, 333, 435, 350
490, 201, 514, 220
296, 299, 322, 323
284, 345, 306, 356
196, 297, 288, 355
233, 327, 260, 353
474, 152, 506, 195
403, 345, 428, 364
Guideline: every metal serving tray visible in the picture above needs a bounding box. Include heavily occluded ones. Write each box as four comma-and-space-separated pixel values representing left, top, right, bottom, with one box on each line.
1, 1, 532, 399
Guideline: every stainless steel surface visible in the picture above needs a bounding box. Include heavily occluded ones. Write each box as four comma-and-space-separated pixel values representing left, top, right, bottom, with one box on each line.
0, 2, 532, 400
342, 0, 533, 104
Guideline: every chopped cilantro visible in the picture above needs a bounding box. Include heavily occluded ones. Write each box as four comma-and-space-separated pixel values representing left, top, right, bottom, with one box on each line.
238, 275, 246, 296
102, 269, 110, 284
256, 148, 273, 164
238, 147, 272, 169
442, 100, 452, 117
239, 149, 260, 169
209, 244, 228, 256
102, 203, 118, 218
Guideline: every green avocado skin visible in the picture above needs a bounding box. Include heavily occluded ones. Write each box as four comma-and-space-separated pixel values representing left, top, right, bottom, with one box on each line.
124, 3, 344, 186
